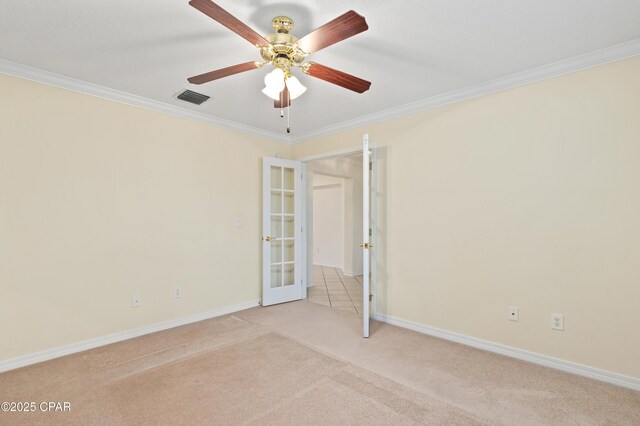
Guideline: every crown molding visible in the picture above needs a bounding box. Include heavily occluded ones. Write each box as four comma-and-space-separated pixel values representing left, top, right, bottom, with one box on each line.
3, 38, 640, 146
290, 38, 640, 143
0, 59, 290, 143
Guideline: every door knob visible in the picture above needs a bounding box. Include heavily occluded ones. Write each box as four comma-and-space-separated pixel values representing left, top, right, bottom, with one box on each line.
263, 236, 271, 242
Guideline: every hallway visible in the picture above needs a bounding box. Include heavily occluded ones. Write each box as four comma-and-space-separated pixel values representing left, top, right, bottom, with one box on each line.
308, 265, 364, 314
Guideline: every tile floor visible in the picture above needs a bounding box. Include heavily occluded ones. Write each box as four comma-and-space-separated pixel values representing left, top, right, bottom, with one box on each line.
308, 265, 364, 314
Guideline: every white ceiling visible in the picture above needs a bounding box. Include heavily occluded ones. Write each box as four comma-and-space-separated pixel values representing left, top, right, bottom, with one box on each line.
2, 1, 640, 141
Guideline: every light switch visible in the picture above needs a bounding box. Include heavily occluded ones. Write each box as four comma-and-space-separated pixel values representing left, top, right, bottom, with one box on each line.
233, 218, 244, 228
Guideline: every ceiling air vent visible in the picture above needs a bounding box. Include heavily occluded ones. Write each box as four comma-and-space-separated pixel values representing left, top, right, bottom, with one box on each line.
176, 89, 210, 105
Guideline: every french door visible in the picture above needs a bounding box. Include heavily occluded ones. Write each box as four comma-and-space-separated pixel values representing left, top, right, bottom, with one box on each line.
362, 134, 375, 337
262, 158, 304, 306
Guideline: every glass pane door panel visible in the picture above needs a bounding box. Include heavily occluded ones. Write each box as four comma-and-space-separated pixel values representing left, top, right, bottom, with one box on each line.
283, 167, 295, 190
270, 216, 282, 238
271, 265, 283, 288
283, 240, 295, 262
283, 216, 295, 238
271, 166, 282, 190
283, 264, 295, 286
283, 192, 295, 214
271, 191, 282, 214
271, 240, 282, 263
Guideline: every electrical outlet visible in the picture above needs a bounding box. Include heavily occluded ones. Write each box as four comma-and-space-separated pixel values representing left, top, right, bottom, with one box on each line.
132, 294, 142, 308
508, 306, 519, 322
551, 313, 564, 330
174, 287, 181, 298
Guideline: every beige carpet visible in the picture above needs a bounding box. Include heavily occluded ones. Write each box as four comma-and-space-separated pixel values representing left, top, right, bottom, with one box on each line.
1, 301, 638, 425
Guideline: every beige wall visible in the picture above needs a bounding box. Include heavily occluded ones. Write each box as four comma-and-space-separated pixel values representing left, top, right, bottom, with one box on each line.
312, 174, 345, 269
293, 56, 640, 379
0, 73, 290, 361
3, 55, 639, 380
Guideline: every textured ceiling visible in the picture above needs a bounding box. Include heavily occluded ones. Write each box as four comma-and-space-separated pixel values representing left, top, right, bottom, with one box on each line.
2, 0, 640, 139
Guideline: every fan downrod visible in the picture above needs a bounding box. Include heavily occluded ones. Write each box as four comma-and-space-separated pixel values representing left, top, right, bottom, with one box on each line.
272, 16, 293, 34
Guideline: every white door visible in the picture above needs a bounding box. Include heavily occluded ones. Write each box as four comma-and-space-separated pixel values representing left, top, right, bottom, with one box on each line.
362, 134, 376, 337
262, 157, 304, 306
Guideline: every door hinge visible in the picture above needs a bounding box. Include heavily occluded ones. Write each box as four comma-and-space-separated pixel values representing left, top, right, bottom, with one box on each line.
369, 294, 373, 302
369, 228, 372, 236
369, 162, 372, 170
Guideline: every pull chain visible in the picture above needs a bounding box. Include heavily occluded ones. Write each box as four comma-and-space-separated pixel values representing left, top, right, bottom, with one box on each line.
286, 87, 291, 133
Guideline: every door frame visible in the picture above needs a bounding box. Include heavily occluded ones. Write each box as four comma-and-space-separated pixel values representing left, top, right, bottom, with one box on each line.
297, 144, 376, 318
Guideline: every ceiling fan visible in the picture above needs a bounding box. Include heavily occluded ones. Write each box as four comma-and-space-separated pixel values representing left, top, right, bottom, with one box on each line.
187, 0, 371, 132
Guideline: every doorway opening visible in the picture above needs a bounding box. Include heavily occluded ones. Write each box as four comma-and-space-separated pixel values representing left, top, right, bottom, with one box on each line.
305, 152, 365, 315
262, 134, 374, 337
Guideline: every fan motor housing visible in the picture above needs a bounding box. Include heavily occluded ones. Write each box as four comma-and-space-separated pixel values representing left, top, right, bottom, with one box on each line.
260, 16, 307, 66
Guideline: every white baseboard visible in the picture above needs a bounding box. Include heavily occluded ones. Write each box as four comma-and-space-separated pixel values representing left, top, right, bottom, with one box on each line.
0, 300, 260, 373
313, 265, 362, 278
314, 263, 343, 269
373, 313, 640, 392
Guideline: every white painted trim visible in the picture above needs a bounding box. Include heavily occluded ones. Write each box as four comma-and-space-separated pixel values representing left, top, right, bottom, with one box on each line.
362, 133, 370, 338
0, 300, 260, 373
303, 163, 314, 289
313, 183, 342, 190
0, 59, 288, 143
301, 162, 308, 300
290, 39, 640, 143
373, 313, 640, 392
313, 262, 343, 269
369, 145, 377, 319
261, 157, 304, 306
303, 148, 369, 298
3, 39, 639, 145
297, 146, 362, 162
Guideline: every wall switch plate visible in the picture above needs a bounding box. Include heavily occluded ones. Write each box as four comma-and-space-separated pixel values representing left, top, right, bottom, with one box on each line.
508, 306, 519, 321
174, 287, 181, 298
551, 313, 564, 330
132, 294, 142, 308
233, 218, 244, 228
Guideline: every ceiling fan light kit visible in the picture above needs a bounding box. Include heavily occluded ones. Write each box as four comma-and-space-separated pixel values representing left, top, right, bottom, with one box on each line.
285, 76, 306, 100
187, 0, 371, 133
262, 68, 286, 100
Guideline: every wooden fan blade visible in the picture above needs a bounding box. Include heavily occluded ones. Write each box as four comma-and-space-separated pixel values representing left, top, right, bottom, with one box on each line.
274, 86, 291, 108
295, 10, 368, 54
188, 61, 261, 84
303, 63, 371, 93
189, 0, 270, 47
